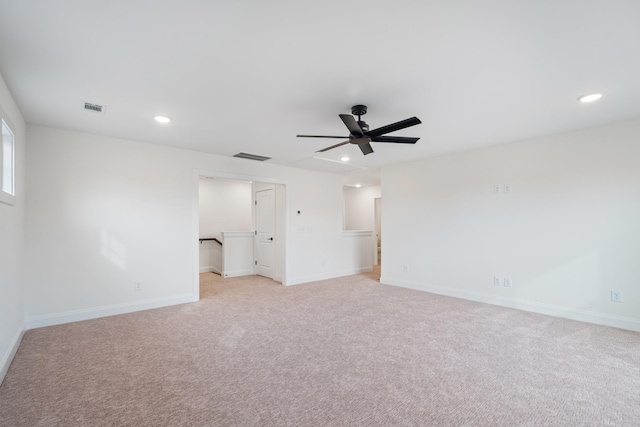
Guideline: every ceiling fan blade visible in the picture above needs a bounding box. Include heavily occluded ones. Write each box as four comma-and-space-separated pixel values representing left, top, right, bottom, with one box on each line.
367, 117, 422, 138
297, 135, 348, 139
339, 114, 364, 137
316, 140, 349, 153
358, 142, 374, 155
370, 136, 420, 144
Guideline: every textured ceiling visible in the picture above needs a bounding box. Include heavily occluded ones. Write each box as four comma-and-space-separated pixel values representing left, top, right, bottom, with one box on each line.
1, 0, 640, 186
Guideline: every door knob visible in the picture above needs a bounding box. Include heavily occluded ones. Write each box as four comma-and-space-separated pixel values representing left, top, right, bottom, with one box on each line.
268, 237, 274, 241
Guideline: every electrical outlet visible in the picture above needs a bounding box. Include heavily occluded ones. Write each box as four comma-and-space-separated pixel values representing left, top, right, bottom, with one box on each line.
503, 277, 512, 288
134, 281, 142, 291
503, 184, 511, 193
611, 291, 623, 303
494, 276, 501, 286
493, 185, 501, 194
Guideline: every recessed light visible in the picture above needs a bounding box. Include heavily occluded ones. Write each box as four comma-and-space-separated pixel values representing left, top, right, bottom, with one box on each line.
578, 93, 603, 103
340, 156, 350, 162
154, 116, 172, 123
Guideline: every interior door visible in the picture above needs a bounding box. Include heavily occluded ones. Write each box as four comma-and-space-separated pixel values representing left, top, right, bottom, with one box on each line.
255, 188, 275, 278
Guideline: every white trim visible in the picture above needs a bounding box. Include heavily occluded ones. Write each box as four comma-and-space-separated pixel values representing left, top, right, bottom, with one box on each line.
192, 172, 201, 301
0, 118, 16, 206
199, 265, 222, 274
0, 322, 25, 386
342, 230, 373, 237
25, 294, 196, 330
253, 186, 276, 279
222, 269, 256, 278
287, 266, 373, 286
0, 192, 15, 206
221, 231, 254, 238
381, 276, 640, 332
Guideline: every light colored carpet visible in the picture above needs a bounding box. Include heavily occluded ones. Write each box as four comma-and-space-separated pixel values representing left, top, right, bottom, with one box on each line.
1, 269, 639, 426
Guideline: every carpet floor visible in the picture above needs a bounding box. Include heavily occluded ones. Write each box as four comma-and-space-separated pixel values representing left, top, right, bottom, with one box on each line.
1, 269, 639, 426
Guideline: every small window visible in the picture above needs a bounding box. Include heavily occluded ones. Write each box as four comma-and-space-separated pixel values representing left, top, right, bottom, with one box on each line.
0, 119, 15, 204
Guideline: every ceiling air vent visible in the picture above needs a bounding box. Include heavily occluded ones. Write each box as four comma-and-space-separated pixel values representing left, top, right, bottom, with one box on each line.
233, 152, 271, 161
83, 101, 105, 113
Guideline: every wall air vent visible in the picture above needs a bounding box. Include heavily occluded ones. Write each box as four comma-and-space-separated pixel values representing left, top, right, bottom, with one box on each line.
83, 101, 105, 113
233, 152, 271, 161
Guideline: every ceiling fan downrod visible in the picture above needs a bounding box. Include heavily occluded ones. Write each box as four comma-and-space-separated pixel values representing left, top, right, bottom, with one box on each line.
351, 104, 369, 132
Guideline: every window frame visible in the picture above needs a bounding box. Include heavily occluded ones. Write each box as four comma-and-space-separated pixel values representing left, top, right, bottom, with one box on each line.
0, 116, 16, 206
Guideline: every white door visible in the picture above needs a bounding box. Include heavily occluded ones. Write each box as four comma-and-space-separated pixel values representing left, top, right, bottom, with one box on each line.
255, 189, 275, 278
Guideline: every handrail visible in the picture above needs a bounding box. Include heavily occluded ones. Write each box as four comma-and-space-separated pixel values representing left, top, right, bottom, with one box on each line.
199, 237, 223, 246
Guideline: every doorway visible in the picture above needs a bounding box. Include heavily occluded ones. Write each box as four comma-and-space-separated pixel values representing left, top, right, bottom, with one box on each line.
193, 171, 288, 299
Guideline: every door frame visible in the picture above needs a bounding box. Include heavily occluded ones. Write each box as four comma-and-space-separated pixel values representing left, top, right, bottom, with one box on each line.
192, 169, 289, 300
253, 185, 276, 280
374, 197, 381, 266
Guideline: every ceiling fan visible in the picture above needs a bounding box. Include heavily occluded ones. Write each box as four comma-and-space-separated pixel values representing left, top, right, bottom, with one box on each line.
297, 105, 422, 155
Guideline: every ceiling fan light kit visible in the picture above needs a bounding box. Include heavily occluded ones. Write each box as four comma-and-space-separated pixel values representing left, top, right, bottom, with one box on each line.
297, 105, 422, 156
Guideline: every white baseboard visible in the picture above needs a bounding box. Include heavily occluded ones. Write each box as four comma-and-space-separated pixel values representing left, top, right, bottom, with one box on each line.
222, 269, 255, 278
200, 265, 222, 274
381, 276, 640, 332
287, 266, 373, 286
0, 322, 26, 386
25, 293, 197, 330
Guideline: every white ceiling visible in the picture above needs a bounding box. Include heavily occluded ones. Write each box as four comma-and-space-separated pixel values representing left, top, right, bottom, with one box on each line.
1, 1, 640, 187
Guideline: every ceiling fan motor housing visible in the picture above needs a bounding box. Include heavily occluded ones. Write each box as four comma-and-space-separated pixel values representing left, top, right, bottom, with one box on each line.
351, 104, 367, 117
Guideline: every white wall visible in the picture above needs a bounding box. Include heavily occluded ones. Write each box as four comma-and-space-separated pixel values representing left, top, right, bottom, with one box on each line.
25, 125, 373, 327
343, 186, 381, 231
0, 74, 26, 384
221, 231, 255, 278
198, 178, 251, 272
288, 173, 372, 284
199, 177, 252, 237
381, 118, 640, 331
